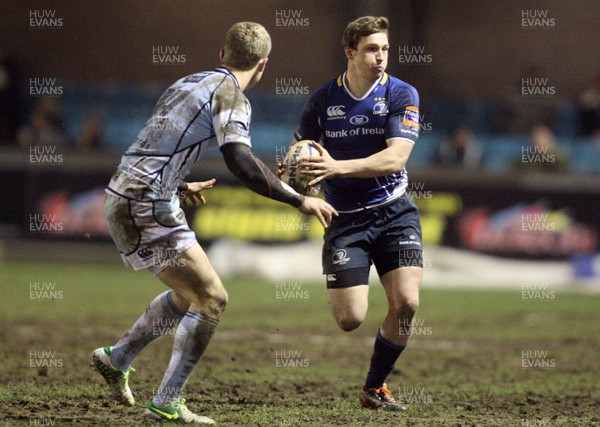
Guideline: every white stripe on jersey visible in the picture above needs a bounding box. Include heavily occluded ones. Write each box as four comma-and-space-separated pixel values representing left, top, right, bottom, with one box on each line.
337, 175, 408, 213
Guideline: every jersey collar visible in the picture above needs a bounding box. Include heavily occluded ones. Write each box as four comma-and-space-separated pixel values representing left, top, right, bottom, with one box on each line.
215, 67, 240, 88
340, 71, 387, 101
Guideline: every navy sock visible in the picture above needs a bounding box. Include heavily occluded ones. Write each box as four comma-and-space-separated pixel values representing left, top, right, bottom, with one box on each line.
364, 329, 405, 390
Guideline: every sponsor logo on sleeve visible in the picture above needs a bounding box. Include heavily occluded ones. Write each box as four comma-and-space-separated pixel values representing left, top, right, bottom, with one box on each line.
402, 106, 420, 129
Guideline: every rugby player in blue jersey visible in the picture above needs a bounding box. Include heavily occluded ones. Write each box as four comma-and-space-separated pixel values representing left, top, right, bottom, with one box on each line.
90, 22, 336, 424
292, 16, 423, 411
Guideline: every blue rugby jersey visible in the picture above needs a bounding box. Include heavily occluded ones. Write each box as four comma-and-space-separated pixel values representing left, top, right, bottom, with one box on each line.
295, 72, 419, 212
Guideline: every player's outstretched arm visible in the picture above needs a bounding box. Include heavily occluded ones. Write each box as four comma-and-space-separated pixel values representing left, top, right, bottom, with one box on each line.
221, 142, 337, 227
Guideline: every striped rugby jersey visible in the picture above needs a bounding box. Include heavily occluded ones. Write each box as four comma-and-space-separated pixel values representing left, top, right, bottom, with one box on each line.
108, 67, 251, 201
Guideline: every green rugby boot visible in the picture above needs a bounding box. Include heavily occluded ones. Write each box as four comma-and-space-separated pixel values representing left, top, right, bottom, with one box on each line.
146, 399, 215, 424
90, 346, 135, 406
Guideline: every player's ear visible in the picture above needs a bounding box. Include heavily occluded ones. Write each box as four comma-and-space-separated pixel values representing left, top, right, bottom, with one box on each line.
219, 48, 225, 61
344, 46, 354, 61
257, 58, 268, 72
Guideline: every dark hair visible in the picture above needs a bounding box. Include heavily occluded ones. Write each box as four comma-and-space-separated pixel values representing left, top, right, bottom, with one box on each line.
342, 16, 389, 50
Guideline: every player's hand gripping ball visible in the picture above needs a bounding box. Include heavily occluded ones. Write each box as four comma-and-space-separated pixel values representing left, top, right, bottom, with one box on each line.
280, 140, 321, 197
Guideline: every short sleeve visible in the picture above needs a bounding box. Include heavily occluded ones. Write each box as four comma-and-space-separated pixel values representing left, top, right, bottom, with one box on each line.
385, 83, 420, 144
211, 77, 252, 147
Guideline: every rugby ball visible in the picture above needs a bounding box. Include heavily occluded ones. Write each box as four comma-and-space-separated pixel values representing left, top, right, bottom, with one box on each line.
280, 140, 321, 197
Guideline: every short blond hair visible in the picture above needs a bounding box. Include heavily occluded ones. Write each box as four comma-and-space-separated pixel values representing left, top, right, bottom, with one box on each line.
343, 16, 389, 50
222, 22, 271, 71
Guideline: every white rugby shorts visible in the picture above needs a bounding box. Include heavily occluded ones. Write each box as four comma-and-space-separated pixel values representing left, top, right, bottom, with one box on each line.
104, 191, 196, 275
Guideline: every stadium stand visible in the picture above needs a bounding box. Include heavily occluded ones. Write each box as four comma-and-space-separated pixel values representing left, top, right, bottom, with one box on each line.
23, 83, 600, 174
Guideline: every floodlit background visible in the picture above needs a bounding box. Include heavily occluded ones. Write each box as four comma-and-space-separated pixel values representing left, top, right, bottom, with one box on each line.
1, 1, 600, 426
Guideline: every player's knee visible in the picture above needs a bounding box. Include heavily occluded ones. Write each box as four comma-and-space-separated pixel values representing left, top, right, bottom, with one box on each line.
395, 297, 419, 320
188, 276, 228, 316
215, 287, 229, 311
335, 314, 364, 332
407, 296, 420, 313
204, 279, 228, 312
338, 318, 362, 332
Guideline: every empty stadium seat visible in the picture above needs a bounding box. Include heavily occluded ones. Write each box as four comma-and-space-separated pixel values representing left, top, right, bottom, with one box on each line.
570, 142, 600, 174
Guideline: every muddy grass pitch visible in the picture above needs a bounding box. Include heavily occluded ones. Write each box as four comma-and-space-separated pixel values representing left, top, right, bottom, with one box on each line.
1, 261, 599, 426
